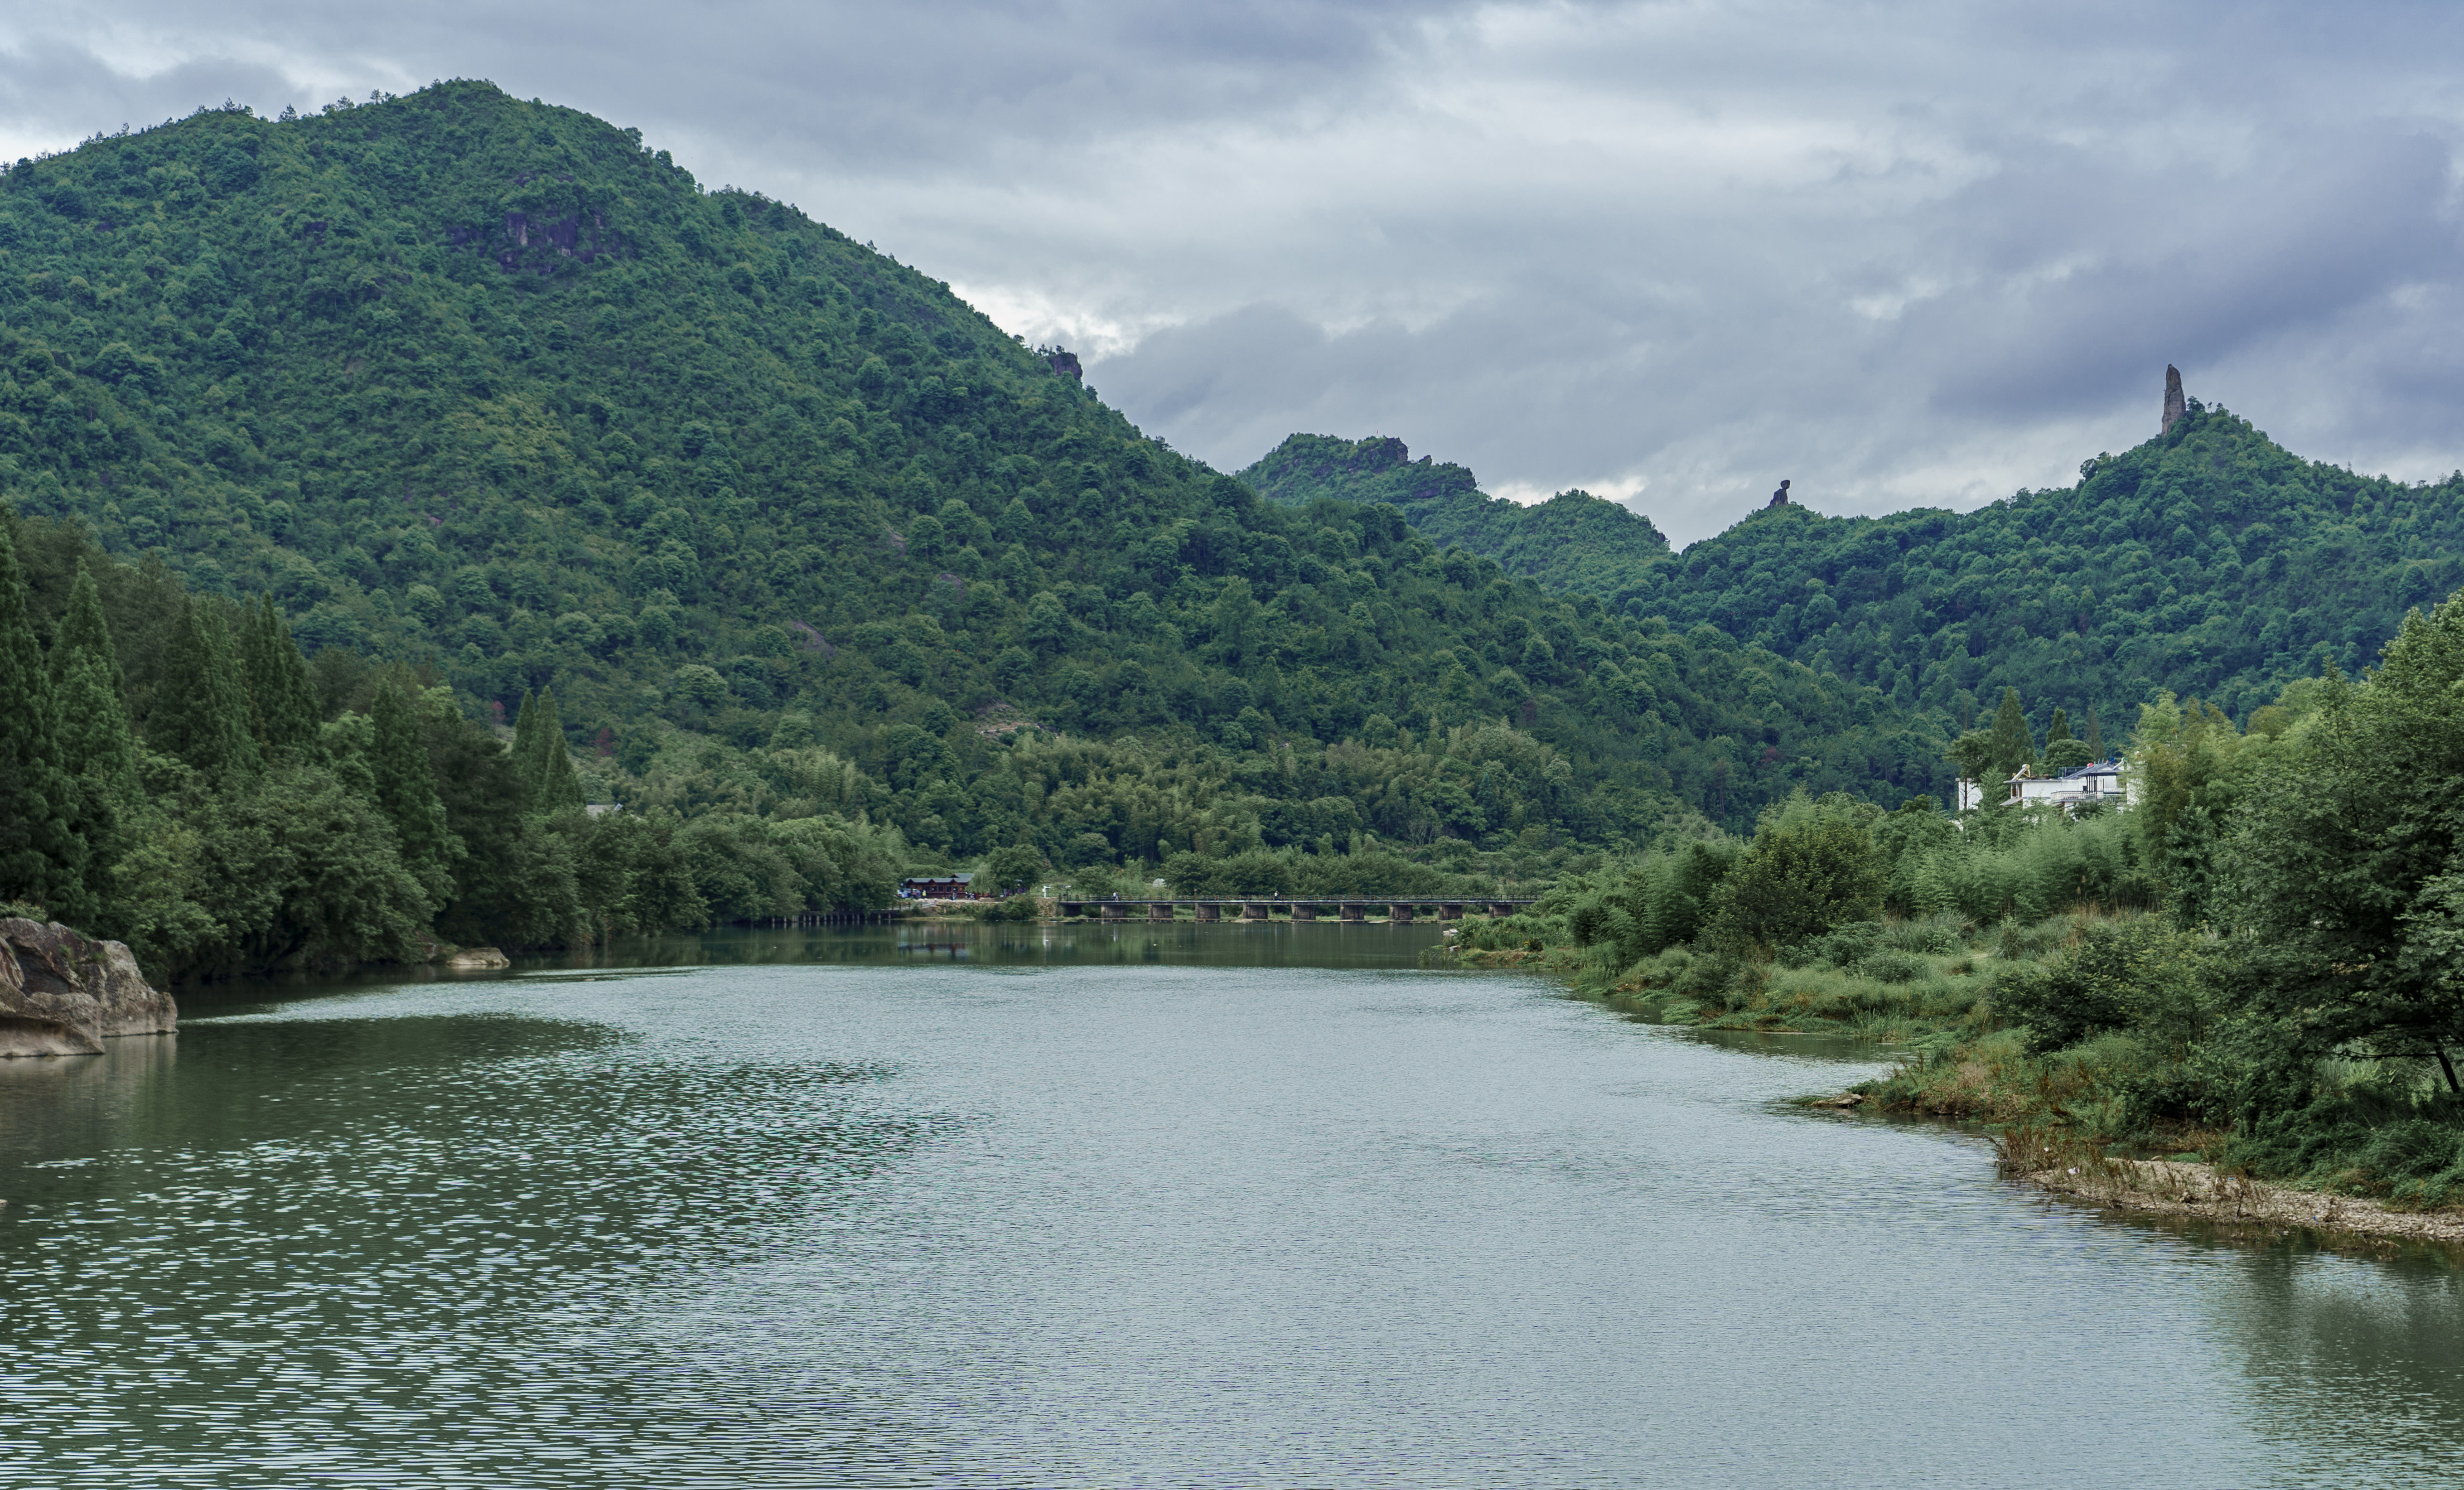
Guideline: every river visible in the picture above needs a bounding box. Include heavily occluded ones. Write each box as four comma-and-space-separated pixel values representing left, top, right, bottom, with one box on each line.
2, 922, 2459, 1487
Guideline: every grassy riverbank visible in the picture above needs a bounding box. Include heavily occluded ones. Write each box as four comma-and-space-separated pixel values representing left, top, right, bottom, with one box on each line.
1440, 890, 2464, 1228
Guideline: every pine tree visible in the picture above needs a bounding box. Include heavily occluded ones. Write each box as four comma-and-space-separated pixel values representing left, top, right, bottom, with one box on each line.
2046, 707, 2071, 745
0, 519, 88, 920
509, 689, 539, 804
527, 688, 585, 813
1986, 687, 2034, 779
369, 672, 461, 909
150, 600, 261, 782
47, 562, 137, 923
49, 562, 137, 789
51, 560, 125, 697
241, 595, 319, 755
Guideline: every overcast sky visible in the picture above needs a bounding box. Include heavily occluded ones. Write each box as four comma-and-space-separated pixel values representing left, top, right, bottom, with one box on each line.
5, 2, 2459, 543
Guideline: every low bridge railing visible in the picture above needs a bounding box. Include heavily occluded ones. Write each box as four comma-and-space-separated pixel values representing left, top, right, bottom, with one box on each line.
1052, 898, 1536, 924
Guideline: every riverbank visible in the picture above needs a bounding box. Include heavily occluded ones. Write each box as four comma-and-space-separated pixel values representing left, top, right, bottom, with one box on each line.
1995, 1125, 2464, 1249
1439, 912, 2464, 1248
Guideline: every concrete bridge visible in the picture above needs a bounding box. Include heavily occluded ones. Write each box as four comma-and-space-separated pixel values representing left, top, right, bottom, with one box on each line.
1053, 898, 1536, 924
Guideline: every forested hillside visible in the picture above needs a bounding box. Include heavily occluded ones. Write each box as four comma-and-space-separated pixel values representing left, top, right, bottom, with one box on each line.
1638, 409, 2464, 736
1261, 411, 2464, 740
0, 82, 1961, 974
1240, 434, 1674, 596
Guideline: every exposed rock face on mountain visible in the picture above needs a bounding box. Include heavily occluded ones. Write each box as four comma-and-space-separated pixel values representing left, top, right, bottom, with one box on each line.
0, 920, 177, 1057
2163, 365, 2186, 434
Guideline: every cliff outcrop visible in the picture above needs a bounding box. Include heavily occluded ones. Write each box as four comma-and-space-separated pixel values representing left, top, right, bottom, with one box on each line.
0, 919, 177, 1057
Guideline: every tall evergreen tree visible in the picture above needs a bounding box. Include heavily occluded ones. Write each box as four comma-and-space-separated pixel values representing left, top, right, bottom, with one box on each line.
49, 561, 137, 789
2047, 707, 2071, 745
369, 672, 462, 909
509, 689, 540, 802
1986, 687, 2034, 779
50, 560, 125, 697
525, 688, 585, 813
150, 600, 261, 782
47, 561, 137, 921
0, 519, 88, 920
241, 595, 319, 755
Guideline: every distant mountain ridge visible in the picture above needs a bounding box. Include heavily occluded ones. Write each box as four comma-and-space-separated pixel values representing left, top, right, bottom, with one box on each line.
1238, 434, 1673, 596
1250, 406, 2464, 738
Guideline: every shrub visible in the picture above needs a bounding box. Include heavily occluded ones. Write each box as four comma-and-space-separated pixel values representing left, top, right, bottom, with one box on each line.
1702, 793, 1881, 956
1884, 913, 1967, 955
1995, 916, 2205, 1055
1854, 949, 1925, 985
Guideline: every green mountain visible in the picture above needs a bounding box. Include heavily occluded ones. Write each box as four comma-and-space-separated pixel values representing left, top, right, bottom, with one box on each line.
1638, 409, 2464, 736
1256, 411, 2464, 740
0, 78, 1955, 974
1239, 434, 1674, 595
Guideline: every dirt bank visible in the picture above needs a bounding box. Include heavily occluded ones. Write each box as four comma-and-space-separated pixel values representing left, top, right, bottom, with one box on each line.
2014, 1153, 2464, 1246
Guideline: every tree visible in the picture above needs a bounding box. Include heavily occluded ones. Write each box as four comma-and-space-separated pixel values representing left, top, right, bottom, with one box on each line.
150, 600, 260, 782
1986, 687, 2034, 779
1702, 792, 1881, 956
510, 687, 537, 775
0, 518, 87, 919
241, 594, 319, 755
982, 842, 1045, 895
48, 561, 137, 922
515, 687, 584, 814
1946, 730, 1997, 805
369, 674, 462, 910
2222, 601, 2464, 1087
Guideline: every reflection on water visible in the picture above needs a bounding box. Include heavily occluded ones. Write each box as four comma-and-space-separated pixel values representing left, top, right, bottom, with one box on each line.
1, 924, 2459, 1487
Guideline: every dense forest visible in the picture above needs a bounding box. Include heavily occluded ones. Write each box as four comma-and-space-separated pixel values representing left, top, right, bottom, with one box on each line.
0, 82, 1967, 975
1240, 434, 1675, 597
1266, 415, 2464, 744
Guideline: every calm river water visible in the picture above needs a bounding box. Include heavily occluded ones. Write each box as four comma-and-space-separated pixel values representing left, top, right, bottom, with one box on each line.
3, 922, 2461, 1487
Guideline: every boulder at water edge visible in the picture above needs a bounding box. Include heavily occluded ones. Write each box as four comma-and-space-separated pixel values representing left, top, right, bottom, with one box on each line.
0, 919, 177, 1057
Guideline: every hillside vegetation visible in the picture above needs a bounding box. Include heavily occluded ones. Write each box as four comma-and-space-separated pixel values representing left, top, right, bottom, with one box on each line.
1642, 409, 2464, 738
1240, 434, 1674, 596
0, 83, 1969, 974
1259, 414, 2464, 744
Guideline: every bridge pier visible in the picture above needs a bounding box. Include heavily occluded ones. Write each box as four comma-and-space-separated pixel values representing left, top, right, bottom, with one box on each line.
1340, 902, 1364, 922
1194, 902, 1220, 923
1291, 903, 1316, 922
1439, 902, 1463, 921
1150, 902, 1172, 922
1101, 902, 1126, 921
1390, 902, 1415, 924
1241, 902, 1270, 922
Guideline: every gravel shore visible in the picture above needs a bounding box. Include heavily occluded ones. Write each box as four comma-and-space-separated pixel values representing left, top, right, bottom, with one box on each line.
2019, 1156, 2464, 1246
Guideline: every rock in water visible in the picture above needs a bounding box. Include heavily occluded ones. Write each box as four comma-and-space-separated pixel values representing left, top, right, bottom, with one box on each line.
2163, 364, 2186, 434
0, 919, 177, 1057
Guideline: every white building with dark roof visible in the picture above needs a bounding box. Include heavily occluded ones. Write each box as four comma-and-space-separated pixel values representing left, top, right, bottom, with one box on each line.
1957, 761, 2132, 814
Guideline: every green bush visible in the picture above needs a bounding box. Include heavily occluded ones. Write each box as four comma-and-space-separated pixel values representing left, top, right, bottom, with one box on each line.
1702, 792, 1881, 956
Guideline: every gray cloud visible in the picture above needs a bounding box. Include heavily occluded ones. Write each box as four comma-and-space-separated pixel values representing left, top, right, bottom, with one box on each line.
3, 2, 2461, 540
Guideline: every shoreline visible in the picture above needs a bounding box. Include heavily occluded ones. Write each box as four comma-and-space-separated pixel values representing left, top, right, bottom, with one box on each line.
2005, 1151, 2464, 1248
1454, 943, 2464, 1253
